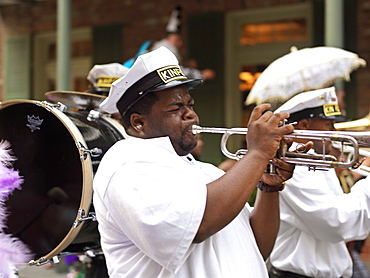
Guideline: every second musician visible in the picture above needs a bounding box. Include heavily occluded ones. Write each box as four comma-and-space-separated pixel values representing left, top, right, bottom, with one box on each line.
269, 88, 370, 278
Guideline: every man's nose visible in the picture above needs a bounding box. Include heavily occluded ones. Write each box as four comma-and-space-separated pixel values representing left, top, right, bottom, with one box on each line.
182, 106, 197, 120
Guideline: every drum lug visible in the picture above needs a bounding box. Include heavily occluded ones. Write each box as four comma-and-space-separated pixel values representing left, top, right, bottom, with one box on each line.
56, 102, 67, 112
87, 109, 101, 121
85, 248, 104, 257
73, 208, 97, 228
76, 142, 103, 160
29, 255, 61, 266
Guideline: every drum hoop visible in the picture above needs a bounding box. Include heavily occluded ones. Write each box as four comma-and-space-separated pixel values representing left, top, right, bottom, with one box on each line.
1, 99, 93, 264
99, 114, 129, 139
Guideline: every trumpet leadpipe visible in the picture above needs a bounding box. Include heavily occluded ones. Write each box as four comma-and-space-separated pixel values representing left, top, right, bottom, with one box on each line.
192, 125, 247, 135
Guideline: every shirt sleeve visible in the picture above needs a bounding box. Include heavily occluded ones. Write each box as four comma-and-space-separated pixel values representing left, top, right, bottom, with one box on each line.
281, 167, 370, 243
104, 158, 208, 272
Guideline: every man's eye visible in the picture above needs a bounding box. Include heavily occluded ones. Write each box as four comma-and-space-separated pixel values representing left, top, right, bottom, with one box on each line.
167, 107, 180, 112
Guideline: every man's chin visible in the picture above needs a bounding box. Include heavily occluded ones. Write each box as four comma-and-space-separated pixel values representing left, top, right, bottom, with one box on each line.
181, 142, 198, 155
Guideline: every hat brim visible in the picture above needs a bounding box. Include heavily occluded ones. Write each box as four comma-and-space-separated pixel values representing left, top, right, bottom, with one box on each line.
116, 78, 203, 116
317, 113, 344, 122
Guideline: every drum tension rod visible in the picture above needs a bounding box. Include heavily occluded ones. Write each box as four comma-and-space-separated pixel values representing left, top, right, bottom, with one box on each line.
73, 208, 97, 228
29, 255, 61, 266
76, 142, 103, 160
35, 101, 67, 112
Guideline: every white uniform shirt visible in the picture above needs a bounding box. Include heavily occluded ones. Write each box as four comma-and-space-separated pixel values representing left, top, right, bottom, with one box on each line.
93, 137, 268, 277
270, 143, 370, 277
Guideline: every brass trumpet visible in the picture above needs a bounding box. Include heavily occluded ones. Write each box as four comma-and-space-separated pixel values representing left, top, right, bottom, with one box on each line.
192, 125, 370, 171
334, 110, 370, 131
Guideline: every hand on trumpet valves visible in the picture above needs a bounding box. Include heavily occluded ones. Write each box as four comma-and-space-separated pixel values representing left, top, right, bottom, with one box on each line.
260, 133, 314, 186
261, 158, 295, 186
246, 104, 294, 162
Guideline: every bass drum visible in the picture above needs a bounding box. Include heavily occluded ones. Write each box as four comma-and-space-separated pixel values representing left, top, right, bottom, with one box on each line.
0, 99, 126, 265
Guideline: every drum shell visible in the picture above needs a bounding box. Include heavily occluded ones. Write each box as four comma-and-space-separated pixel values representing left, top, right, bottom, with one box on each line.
0, 100, 124, 263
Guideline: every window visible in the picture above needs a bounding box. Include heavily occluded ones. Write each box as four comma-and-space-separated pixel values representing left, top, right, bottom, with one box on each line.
240, 19, 307, 46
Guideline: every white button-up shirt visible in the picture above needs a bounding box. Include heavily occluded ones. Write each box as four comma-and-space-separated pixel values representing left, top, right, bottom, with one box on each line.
93, 136, 268, 277
270, 143, 370, 277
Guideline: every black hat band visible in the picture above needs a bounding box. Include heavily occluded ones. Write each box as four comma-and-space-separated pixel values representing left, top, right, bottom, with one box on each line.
288, 104, 341, 123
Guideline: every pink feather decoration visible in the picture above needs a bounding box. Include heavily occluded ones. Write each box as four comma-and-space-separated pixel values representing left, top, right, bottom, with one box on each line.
0, 141, 33, 277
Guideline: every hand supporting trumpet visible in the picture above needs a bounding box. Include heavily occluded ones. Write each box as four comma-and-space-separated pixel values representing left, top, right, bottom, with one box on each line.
260, 139, 314, 189
245, 104, 292, 184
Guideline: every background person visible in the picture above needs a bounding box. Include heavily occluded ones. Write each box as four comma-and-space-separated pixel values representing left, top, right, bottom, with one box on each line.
87, 62, 129, 96
150, 5, 215, 81
87, 62, 130, 122
269, 87, 370, 278
92, 46, 297, 277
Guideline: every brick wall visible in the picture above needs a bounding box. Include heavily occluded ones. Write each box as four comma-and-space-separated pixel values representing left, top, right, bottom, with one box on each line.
357, 0, 370, 117
0, 0, 310, 100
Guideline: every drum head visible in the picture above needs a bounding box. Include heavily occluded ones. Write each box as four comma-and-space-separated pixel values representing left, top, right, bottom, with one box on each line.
0, 100, 93, 262
45, 91, 106, 110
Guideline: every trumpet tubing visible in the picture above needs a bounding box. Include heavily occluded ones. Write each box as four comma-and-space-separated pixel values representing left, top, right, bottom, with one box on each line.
192, 125, 370, 171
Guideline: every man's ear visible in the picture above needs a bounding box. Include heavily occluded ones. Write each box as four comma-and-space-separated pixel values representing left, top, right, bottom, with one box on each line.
296, 119, 310, 130
130, 113, 144, 133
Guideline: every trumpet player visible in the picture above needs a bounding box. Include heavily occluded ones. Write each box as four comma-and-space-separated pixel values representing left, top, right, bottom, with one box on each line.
92, 47, 298, 277
269, 87, 370, 278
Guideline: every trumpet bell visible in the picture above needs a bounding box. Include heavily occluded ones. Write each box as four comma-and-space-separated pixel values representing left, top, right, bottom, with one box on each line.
335, 110, 370, 131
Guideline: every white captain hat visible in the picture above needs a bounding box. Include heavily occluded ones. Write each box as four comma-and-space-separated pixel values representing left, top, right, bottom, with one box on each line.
100, 46, 202, 115
274, 86, 342, 123
87, 63, 129, 93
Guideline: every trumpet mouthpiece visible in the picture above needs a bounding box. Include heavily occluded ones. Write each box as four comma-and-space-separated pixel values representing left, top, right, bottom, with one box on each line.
192, 125, 201, 134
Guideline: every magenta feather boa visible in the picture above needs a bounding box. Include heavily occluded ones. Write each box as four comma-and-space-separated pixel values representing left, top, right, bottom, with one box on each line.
0, 141, 32, 277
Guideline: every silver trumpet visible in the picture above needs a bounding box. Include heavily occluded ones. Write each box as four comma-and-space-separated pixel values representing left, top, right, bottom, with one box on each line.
192, 125, 370, 172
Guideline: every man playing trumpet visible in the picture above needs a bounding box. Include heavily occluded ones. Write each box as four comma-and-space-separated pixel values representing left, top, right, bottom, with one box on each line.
92, 46, 298, 277
269, 87, 370, 278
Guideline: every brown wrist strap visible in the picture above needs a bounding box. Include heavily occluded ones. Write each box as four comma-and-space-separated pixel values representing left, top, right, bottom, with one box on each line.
257, 181, 285, 192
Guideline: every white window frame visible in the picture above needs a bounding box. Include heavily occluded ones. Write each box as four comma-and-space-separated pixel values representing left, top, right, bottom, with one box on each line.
33, 27, 92, 100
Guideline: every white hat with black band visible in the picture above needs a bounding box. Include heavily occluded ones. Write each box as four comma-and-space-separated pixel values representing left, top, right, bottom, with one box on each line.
100, 46, 202, 115
274, 87, 342, 123
87, 63, 129, 93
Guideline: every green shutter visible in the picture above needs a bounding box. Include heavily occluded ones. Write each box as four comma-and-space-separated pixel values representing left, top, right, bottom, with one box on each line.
4, 34, 31, 100
92, 24, 123, 65
343, 0, 358, 119
187, 12, 225, 164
